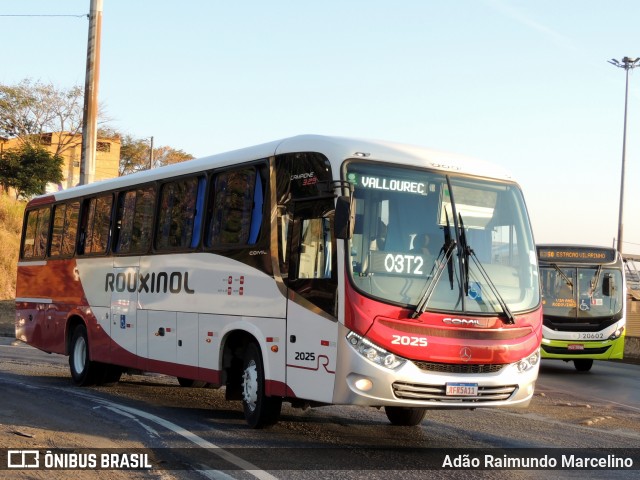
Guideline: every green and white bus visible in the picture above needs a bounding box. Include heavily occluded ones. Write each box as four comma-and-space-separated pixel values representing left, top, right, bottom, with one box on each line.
537, 245, 626, 371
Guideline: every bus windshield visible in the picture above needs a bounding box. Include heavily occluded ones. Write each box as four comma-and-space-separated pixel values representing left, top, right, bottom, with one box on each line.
346, 162, 539, 314
540, 266, 624, 319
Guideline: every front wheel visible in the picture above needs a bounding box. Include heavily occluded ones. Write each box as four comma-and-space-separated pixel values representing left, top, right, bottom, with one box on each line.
574, 359, 593, 372
69, 324, 99, 386
241, 343, 282, 428
385, 406, 427, 426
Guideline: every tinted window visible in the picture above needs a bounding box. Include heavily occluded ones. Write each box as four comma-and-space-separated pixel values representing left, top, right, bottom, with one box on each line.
155, 177, 204, 250
114, 186, 155, 254
50, 201, 80, 257
80, 195, 113, 255
206, 168, 263, 247
22, 207, 51, 260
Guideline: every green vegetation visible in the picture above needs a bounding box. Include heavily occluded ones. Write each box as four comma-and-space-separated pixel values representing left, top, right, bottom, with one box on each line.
0, 194, 24, 300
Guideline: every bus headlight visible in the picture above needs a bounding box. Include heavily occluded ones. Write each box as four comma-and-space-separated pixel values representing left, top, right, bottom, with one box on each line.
347, 331, 406, 370
609, 326, 624, 340
515, 349, 540, 373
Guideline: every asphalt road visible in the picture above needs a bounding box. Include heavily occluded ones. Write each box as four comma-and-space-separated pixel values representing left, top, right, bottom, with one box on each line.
0, 338, 639, 479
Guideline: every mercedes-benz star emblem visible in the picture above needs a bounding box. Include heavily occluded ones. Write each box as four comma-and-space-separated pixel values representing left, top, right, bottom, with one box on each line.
460, 346, 472, 362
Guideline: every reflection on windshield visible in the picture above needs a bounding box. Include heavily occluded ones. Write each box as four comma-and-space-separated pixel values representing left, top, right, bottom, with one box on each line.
540, 267, 623, 318
346, 162, 539, 314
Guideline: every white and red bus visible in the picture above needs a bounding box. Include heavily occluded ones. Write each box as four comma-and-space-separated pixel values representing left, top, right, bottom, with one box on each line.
16, 135, 542, 428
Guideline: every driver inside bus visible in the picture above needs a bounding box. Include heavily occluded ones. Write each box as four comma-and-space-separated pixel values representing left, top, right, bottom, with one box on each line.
411, 232, 437, 269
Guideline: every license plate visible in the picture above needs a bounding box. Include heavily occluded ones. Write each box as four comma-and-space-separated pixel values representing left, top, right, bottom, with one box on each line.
446, 383, 478, 396
568, 344, 585, 351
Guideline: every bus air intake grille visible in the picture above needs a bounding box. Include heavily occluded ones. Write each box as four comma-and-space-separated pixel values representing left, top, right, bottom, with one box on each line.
392, 382, 518, 402
542, 345, 611, 355
413, 361, 506, 374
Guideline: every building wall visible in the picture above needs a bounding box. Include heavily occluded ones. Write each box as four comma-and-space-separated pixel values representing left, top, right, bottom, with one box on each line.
2, 132, 120, 189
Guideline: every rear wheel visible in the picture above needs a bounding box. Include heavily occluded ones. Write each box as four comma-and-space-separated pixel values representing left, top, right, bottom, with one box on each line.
385, 406, 427, 426
574, 359, 593, 372
241, 343, 282, 428
69, 325, 99, 386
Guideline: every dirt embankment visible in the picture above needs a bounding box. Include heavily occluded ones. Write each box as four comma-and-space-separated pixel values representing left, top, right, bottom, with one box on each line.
0, 300, 14, 337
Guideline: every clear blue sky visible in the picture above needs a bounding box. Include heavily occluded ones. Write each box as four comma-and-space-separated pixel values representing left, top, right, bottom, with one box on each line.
2, 1, 640, 254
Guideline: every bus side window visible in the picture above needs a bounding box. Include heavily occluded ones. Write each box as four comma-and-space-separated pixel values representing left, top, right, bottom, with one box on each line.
297, 217, 332, 279
206, 167, 258, 247
21, 207, 51, 260
79, 195, 113, 255
155, 176, 200, 250
114, 186, 155, 254
50, 201, 80, 258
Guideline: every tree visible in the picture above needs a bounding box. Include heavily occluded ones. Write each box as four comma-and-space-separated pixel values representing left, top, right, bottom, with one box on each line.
0, 79, 93, 156
119, 135, 194, 176
0, 144, 63, 199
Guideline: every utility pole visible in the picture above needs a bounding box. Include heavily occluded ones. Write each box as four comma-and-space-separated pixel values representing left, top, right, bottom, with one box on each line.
608, 57, 640, 254
79, 0, 103, 185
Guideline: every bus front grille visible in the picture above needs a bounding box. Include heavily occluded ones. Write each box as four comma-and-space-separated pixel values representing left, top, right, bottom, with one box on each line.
413, 361, 505, 374
392, 382, 518, 402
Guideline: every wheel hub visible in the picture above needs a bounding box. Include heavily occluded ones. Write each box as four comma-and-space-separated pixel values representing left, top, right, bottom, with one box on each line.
242, 360, 258, 411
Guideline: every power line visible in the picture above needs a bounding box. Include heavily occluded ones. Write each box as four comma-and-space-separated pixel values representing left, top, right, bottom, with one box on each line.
0, 14, 87, 18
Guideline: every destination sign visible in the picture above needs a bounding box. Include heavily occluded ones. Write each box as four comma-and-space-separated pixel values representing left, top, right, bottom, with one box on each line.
359, 175, 429, 195
537, 246, 616, 264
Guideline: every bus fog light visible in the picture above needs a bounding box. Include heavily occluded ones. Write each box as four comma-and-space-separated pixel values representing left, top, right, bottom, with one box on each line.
354, 378, 373, 392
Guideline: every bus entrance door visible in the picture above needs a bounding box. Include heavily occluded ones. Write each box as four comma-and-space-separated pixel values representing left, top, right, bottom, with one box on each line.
284, 201, 338, 403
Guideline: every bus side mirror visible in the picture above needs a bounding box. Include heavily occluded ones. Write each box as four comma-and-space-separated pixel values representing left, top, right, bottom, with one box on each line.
603, 273, 614, 297
334, 195, 355, 240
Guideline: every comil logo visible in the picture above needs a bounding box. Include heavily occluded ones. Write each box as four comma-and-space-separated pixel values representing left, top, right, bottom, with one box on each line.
8, 450, 39, 468
442, 317, 488, 327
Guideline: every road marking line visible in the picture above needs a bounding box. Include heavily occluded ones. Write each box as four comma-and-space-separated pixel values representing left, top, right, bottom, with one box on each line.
91, 397, 278, 480
102, 405, 161, 438
0, 377, 277, 479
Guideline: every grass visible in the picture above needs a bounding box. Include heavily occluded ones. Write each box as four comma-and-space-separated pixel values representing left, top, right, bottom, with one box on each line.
0, 194, 25, 300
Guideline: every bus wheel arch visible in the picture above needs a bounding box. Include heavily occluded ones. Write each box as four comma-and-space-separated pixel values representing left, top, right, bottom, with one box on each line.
220, 330, 282, 428
241, 342, 282, 428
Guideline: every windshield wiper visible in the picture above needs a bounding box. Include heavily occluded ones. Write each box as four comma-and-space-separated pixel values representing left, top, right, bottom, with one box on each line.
458, 214, 515, 325
551, 263, 573, 290
444, 210, 455, 289
458, 213, 471, 297
591, 265, 603, 296
468, 250, 516, 324
411, 235, 457, 319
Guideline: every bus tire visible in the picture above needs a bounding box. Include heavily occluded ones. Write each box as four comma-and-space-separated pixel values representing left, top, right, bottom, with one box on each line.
241, 343, 282, 428
69, 324, 99, 386
574, 359, 593, 372
177, 377, 208, 388
384, 406, 427, 426
98, 364, 122, 386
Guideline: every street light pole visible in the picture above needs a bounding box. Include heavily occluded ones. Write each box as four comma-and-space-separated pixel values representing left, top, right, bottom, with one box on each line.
608, 57, 640, 254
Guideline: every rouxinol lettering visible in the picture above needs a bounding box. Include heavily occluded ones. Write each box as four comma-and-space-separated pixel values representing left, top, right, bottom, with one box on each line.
105, 271, 195, 294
